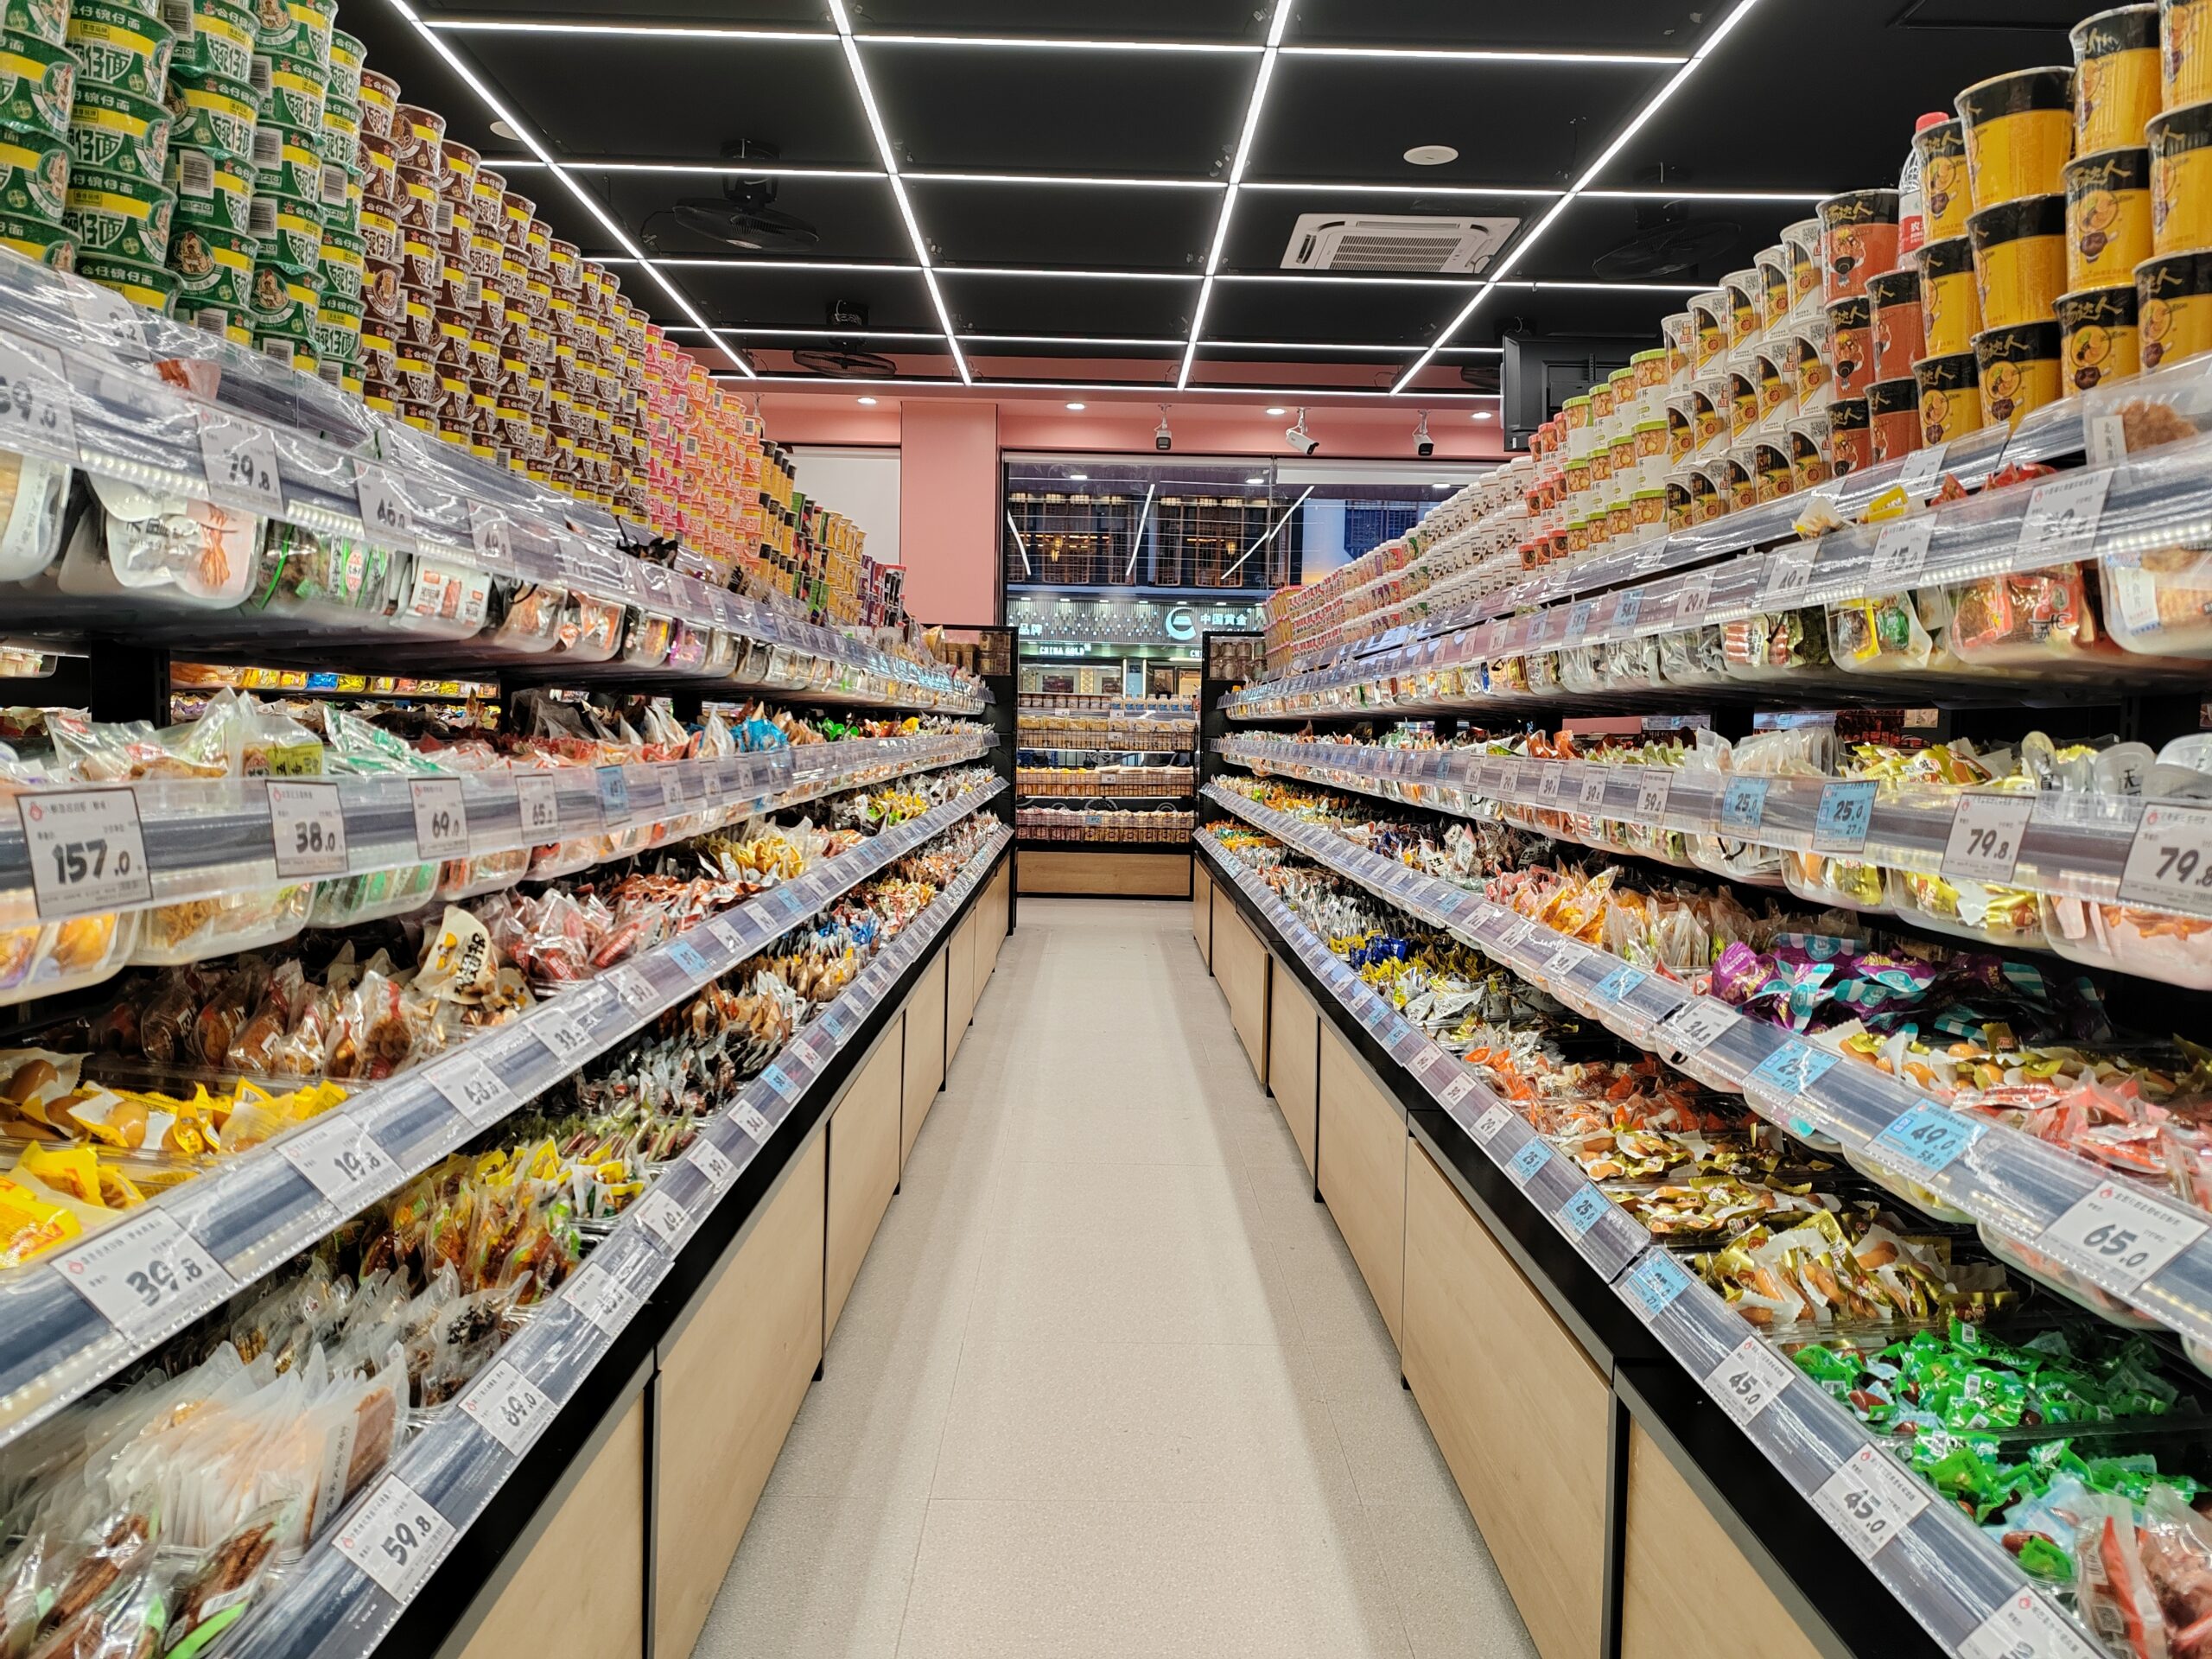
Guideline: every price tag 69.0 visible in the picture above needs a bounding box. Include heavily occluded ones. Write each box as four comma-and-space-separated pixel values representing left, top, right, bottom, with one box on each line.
52, 1208, 232, 1337
353, 462, 417, 552
2038, 1180, 2209, 1294
1812, 779, 1877, 853
1812, 1445, 1929, 1561
514, 772, 560, 839
196, 407, 284, 518
2117, 801, 2212, 916
1704, 1335, 1798, 1429
459, 1358, 552, 1457
268, 780, 346, 877
0, 334, 77, 462
431, 1056, 512, 1127
18, 787, 152, 919
280, 1114, 392, 1207
1719, 777, 1770, 834
1942, 793, 2035, 885
333, 1474, 456, 1604
409, 778, 468, 861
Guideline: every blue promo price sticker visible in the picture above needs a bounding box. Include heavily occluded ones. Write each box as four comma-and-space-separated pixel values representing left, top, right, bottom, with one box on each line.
1870, 1102, 1984, 1175
1560, 1185, 1610, 1237
1624, 1251, 1692, 1320
1592, 966, 1645, 1004
1749, 1042, 1840, 1096
1719, 777, 1770, 833
1813, 780, 1877, 854
1509, 1141, 1550, 1184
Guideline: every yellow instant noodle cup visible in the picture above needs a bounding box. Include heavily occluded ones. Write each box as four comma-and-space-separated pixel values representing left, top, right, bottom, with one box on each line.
1915, 118, 1973, 240
2056, 283, 2141, 387
1973, 321, 2063, 428
1958, 67, 2076, 205
2065, 146, 2153, 283
2165, 0, 2212, 108
2075, 6, 2161, 150
2137, 245, 2212, 365
1968, 193, 2068, 327
1920, 233, 1983, 354
2151, 99, 2212, 249
1916, 350, 1985, 443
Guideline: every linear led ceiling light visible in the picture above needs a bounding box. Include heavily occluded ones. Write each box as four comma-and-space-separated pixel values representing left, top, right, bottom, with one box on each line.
825, 0, 970, 383
1392, 0, 1768, 395
381, 0, 756, 376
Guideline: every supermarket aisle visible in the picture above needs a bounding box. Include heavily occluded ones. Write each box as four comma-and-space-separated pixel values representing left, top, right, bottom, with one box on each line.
693, 898, 1536, 1659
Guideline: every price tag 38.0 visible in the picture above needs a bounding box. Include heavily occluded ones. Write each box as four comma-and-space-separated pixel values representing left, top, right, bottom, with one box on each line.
280, 1114, 393, 1207
268, 780, 347, 877
2038, 1180, 2208, 1294
1812, 1445, 1929, 1562
196, 407, 284, 518
1704, 1336, 1798, 1429
410, 778, 468, 861
52, 1207, 232, 1337
18, 787, 152, 918
2117, 801, 2212, 916
0, 334, 77, 462
459, 1358, 553, 1457
333, 1474, 457, 1604
1942, 793, 2035, 886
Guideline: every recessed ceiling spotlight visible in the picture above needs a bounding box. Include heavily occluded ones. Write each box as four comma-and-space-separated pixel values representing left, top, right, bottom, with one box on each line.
856, 396, 878, 404
1472, 410, 1493, 419
1403, 143, 1459, 166
1265, 405, 1287, 416
1065, 401, 1086, 410
1433, 480, 1451, 488
490, 119, 521, 141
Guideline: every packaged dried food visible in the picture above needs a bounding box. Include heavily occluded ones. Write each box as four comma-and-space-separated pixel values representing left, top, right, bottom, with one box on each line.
0, 448, 71, 583
1950, 561, 2128, 670
1722, 605, 1834, 681
55, 475, 259, 608
2103, 542, 2212, 657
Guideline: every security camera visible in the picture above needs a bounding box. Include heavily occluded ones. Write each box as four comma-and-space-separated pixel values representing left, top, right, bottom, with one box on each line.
1414, 410, 1434, 460
1154, 404, 1173, 452
1286, 407, 1319, 456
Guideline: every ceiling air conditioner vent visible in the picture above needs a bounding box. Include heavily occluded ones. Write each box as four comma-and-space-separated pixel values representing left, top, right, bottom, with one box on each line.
1282, 213, 1517, 274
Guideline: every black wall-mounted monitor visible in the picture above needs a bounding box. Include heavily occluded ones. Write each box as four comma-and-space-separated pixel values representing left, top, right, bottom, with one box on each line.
1500, 334, 1639, 452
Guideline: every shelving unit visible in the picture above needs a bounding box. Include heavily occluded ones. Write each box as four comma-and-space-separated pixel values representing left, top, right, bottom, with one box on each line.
1014, 697, 1197, 895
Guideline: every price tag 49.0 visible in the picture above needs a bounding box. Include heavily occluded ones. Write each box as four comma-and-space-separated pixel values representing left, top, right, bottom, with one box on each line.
268, 780, 346, 877
333, 1474, 457, 1604
631, 1189, 691, 1250
410, 778, 468, 861
1704, 1335, 1798, 1430
2117, 801, 2212, 917
459, 1358, 553, 1457
0, 334, 78, 462
1942, 792, 2035, 886
52, 1207, 232, 1337
353, 462, 417, 552
2038, 1179, 2208, 1294
279, 1113, 392, 1207
514, 772, 560, 839
1812, 1444, 1929, 1562
18, 787, 152, 919
196, 406, 284, 518
1870, 1101, 1984, 1176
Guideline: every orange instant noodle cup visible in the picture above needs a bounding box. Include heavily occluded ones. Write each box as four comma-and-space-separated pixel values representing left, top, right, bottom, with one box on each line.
1818, 188, 1900, 302
1782, 216, 1823, 313
1868, 377, 1922, 463
1828, 396, 1872, 474
1826, 294, 1875, 397
1869, 265, 1926, 380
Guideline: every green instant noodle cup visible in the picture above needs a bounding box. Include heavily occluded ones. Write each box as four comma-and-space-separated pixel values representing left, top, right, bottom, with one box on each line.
249, 116, 320, 201
254, 0, 329, 70
315, 217, 359, 297
0, 30, 76, 139
0, 128, 67, 219
70, 82, 169, 181
63, 163, 174, 264
165, 144, 251, 233
65, 0, 175, 99
0, 207, 71, 265
325, 24, 359, 103
311, 289, 359, 363
246, 181, 317, 270
77, 248, 175, 313
3, 0, 63, 46
177, 0, 255, 82
257, 53, 322, 131
163, 66, 254, 162
315, 91, 355, 176
166, 208, 254, 313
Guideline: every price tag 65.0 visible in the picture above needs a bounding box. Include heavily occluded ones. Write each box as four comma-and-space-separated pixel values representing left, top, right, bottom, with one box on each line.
2117, 801, 2212, 916
431, 1056, 512, 1127
2039, 1180, 2208, 1294
1704, 1335, 1798, 1429
1813, 1445, 1929, 1562
514, 773, 560, 839
18, 787, 152, 919
0, 334, 77, 462
280, 1114, 393, 1207
459, 1358, 552, 1457
268, 780, 346, 877
196, 407, 284, 518
52, 1208, 232, 1337
1942, 793, 2035, 885
334, 1474, 456, 1604
353, 462, 417, 552
410, 778, 468, 860
1812, 779, 1877, 853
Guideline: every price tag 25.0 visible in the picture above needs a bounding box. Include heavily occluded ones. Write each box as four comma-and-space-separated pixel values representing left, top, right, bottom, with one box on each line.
1812, 1445, 1929, 1562
18, 787, 152, 919
1942, 793, 2036, 886
52, 1208, 232, 1337
0, 334, 77, 462
268, 780, 346, 877
196, 407, 284, 518
334, 1474, 457, 1604
1961, 1591, 2107, 1659
410, 778, 468, 860
1812, 779, 1877, 854
1719, 777, 1770, 834
459, 1358, 553, 1457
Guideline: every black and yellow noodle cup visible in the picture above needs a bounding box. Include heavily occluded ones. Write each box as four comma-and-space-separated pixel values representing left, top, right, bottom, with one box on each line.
2074, 5, 2161, 152
1957, 67, 2076, 207
1915, 350, 1986, 444
1914, 118, 1972, 241
1919, 233, 1983, 356
2164, 0, 2212, 109
1967, 193, 2068, 327
2136, 245, 2212, 365
1971, 320, 2063, 429
2056, 282, 2142, 387
2064, 144, 2153, 284
2151, 99, 2212, 251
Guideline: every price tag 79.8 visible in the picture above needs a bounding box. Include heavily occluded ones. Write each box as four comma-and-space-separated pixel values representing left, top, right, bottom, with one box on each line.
196, 407, 284, 517
2117, 801, 2212, 917
1941, 793, 2035, 886
17, 787, 152, 919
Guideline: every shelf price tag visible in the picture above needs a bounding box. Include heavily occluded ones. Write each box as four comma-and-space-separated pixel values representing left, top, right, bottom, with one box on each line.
734, 1104, 774, 1142
534, 1007, 594, 1065
52, 1208, 232, 1336
1812, 779, 1876, 853
1611, 587, 1645, 632
1760, 546, 1815, 606
280, 1114, 392, 1207
1560, 1186, 1610, 1237
1871, 1101, 1984, 1175
196, 407, 284, 517
268, 780, 346, 877
1961, 1591, 2107, 1659
409, 778, 468, 860
2038, 1180, 2208, 1294
1439, 1071, 1477, 1108
1472, 1103, 1514, 1142
2017, 467, 2112, 563
1658, 997, 1736, 1057
1543, 942, 1585, 980
467, 501, 514, 569
1563, 599, 1597, 645
667, 939, 710, 979
514, 773, 560, 839
333, 1474, 456, 1604
17, 788, 152, 919
631, 1189, 690, 1250
1577, 771, 1609, 810
2116, 801, 2212, 914
1812, 1445, 1929, 1561
1632, 768, 1672, 825
1704, 1335, 1798, 1429
1624, 1250, 1691, 1320
459, 1358, 553, 1457
1868, 518, 1934, 587
1719, 778, 1770, 834
0, 334, 76, 461
595, 766, 632, 829
687, 1137, 738, 1193
353, 462, 417, 552
66, 283, 146, 359
611, 963, 658, 1014
565, 1261, 638, 1337
1941, 793, 2035, 885
1748, 1041, 1840, 1098
1673, 570, 1713, 627
1593, 966, 1645, 1003
1536, 767, 1565, 804
1508, 1141, 1549, 1184
760, 1062, 800, 1100
430, 1056, 512, 1127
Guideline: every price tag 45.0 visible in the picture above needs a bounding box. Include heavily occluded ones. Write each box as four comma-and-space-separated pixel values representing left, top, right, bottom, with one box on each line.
1704, 1336, 1798, 1430
1812, 1445, 1929, 1562
18, 787, 152, 919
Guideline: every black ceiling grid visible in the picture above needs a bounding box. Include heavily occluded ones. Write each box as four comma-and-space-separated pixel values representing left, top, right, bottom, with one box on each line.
336, 3, 2083, 419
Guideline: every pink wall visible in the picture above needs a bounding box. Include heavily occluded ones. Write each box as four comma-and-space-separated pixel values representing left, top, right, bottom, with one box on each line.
895, 400, 1001, 627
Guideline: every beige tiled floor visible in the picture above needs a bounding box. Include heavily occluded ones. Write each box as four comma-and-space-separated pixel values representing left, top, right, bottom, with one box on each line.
694, 897, 1541, 1659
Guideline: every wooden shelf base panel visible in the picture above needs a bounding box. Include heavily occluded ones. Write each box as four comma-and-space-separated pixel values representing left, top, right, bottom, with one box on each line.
1018, 848, 1194, 897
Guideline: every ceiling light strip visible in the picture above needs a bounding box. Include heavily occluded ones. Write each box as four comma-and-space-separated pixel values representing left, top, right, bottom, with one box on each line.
1277, 44, 1684, 64
1177, 276, 1216, 391
854, 33, 1259, 52
661, 326, 947, 341
1391, 0, 1766, 395
1179, 0, 1293, 396
1123, 482, 1158, 582
425, 18, 835, 41
379, 0, 754, 375
963, 334, 1188, 346
1223, 486, 1314, 581
908, 171, 1224, 189
720, 374, 1498, 398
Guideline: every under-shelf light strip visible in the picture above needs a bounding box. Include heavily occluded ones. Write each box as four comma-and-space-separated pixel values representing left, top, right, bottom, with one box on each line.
1179, 0, 1294, 390
1391, 0, 1768, 395
827, 0, 971, 385
380, 0, 757, 377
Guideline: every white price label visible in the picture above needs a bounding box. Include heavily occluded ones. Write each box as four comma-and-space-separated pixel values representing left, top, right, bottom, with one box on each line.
735, 1104, 773, 1141
710, 918, 743, 953
631, 1189, 691, 1249
1577, 772, 1609, 810
17, 787, 152, 918
688, 1137, 738, 1192
268, 780, 346, 877
2116, 801, 2212, 915
1673, 571, 1712, 626
1632, 768, 1672, 825
1703, 1336, 1797, 1428
611, 963, 658, 1013
0, 334, 77, 461
1868, 519, 1934, 587
1536, 767, 1565, 804
1544, 942, 1584, 979
467, 501, 514, 569
1760, 546, 1815, 606
52, 1208, 231, 1336
458, 1358, 553, 1457
535, 1009, 593, 1064
1659, 997, 1736, 1056
353, 462, 416, 550
1811, 1445, 1929, 1561
280, 1115, 392, 1207
2038, 1180, 2207, 1293
564, 1261, 637, 1336
1941, 793, 2036, 885
2083, 412, 2128, 470
1472, 1103, 1514, 1141
67, 282, 145, 357
431, 1056, 512, 1126
196, 407, 284, 517
333, 1475, 456, 1604
1440, 1072, 1477, 1107
1962, 1591, 2107, 1659
514, 773, 560, 839
1897, 440, 1949, 493
2017, 467, 2113, 563
410, 778, 468, 860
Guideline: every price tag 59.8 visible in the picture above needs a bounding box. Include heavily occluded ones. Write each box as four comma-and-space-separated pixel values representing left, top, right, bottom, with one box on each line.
18, 787, 153, 919
0, 334, 78, 462
268, 780, 346, 877
410, 778, 468, 861
52, 1207, 232, 1337
333, 1474, 457, 1604
1942, 793, 2035, 886
196, 407, 284, 518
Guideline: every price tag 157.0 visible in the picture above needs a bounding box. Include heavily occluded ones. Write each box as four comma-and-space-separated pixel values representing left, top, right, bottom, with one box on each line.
196, 407, 284, 518
1812, 779, 1877, 853
268, 780, 347, 877
52, 1207, 232, 1337
1704, 1335, 1799, 1429
514, 772, 560, 839
409, 778, 468, 860
2038, 1180, 2209, 1294
18, 787, 152, 919
353, 462, 417, 552
0, 334, 77, 462
333, 1474, 457, 1604
459, 1358, 553, 1457
1942, 793, 2036, 885
1812, 1444, 1930, 1562
2116, 801, 2212, 916
280, 1114, 393, 1207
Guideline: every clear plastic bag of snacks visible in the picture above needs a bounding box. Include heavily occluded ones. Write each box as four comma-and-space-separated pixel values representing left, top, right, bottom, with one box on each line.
1657, 623, 1731, 687
1888, 865, 2050, 948
245, 524, 398, 622
487, 579, 569, 652
56, 475, 262, 607
0, 448, 73, 582
0, 912, 141, 1009
2101, 540, 2212, 658
1722, 606, 1833, 681
1827, 588, 1957, 676
1948, 561, 2130, 672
